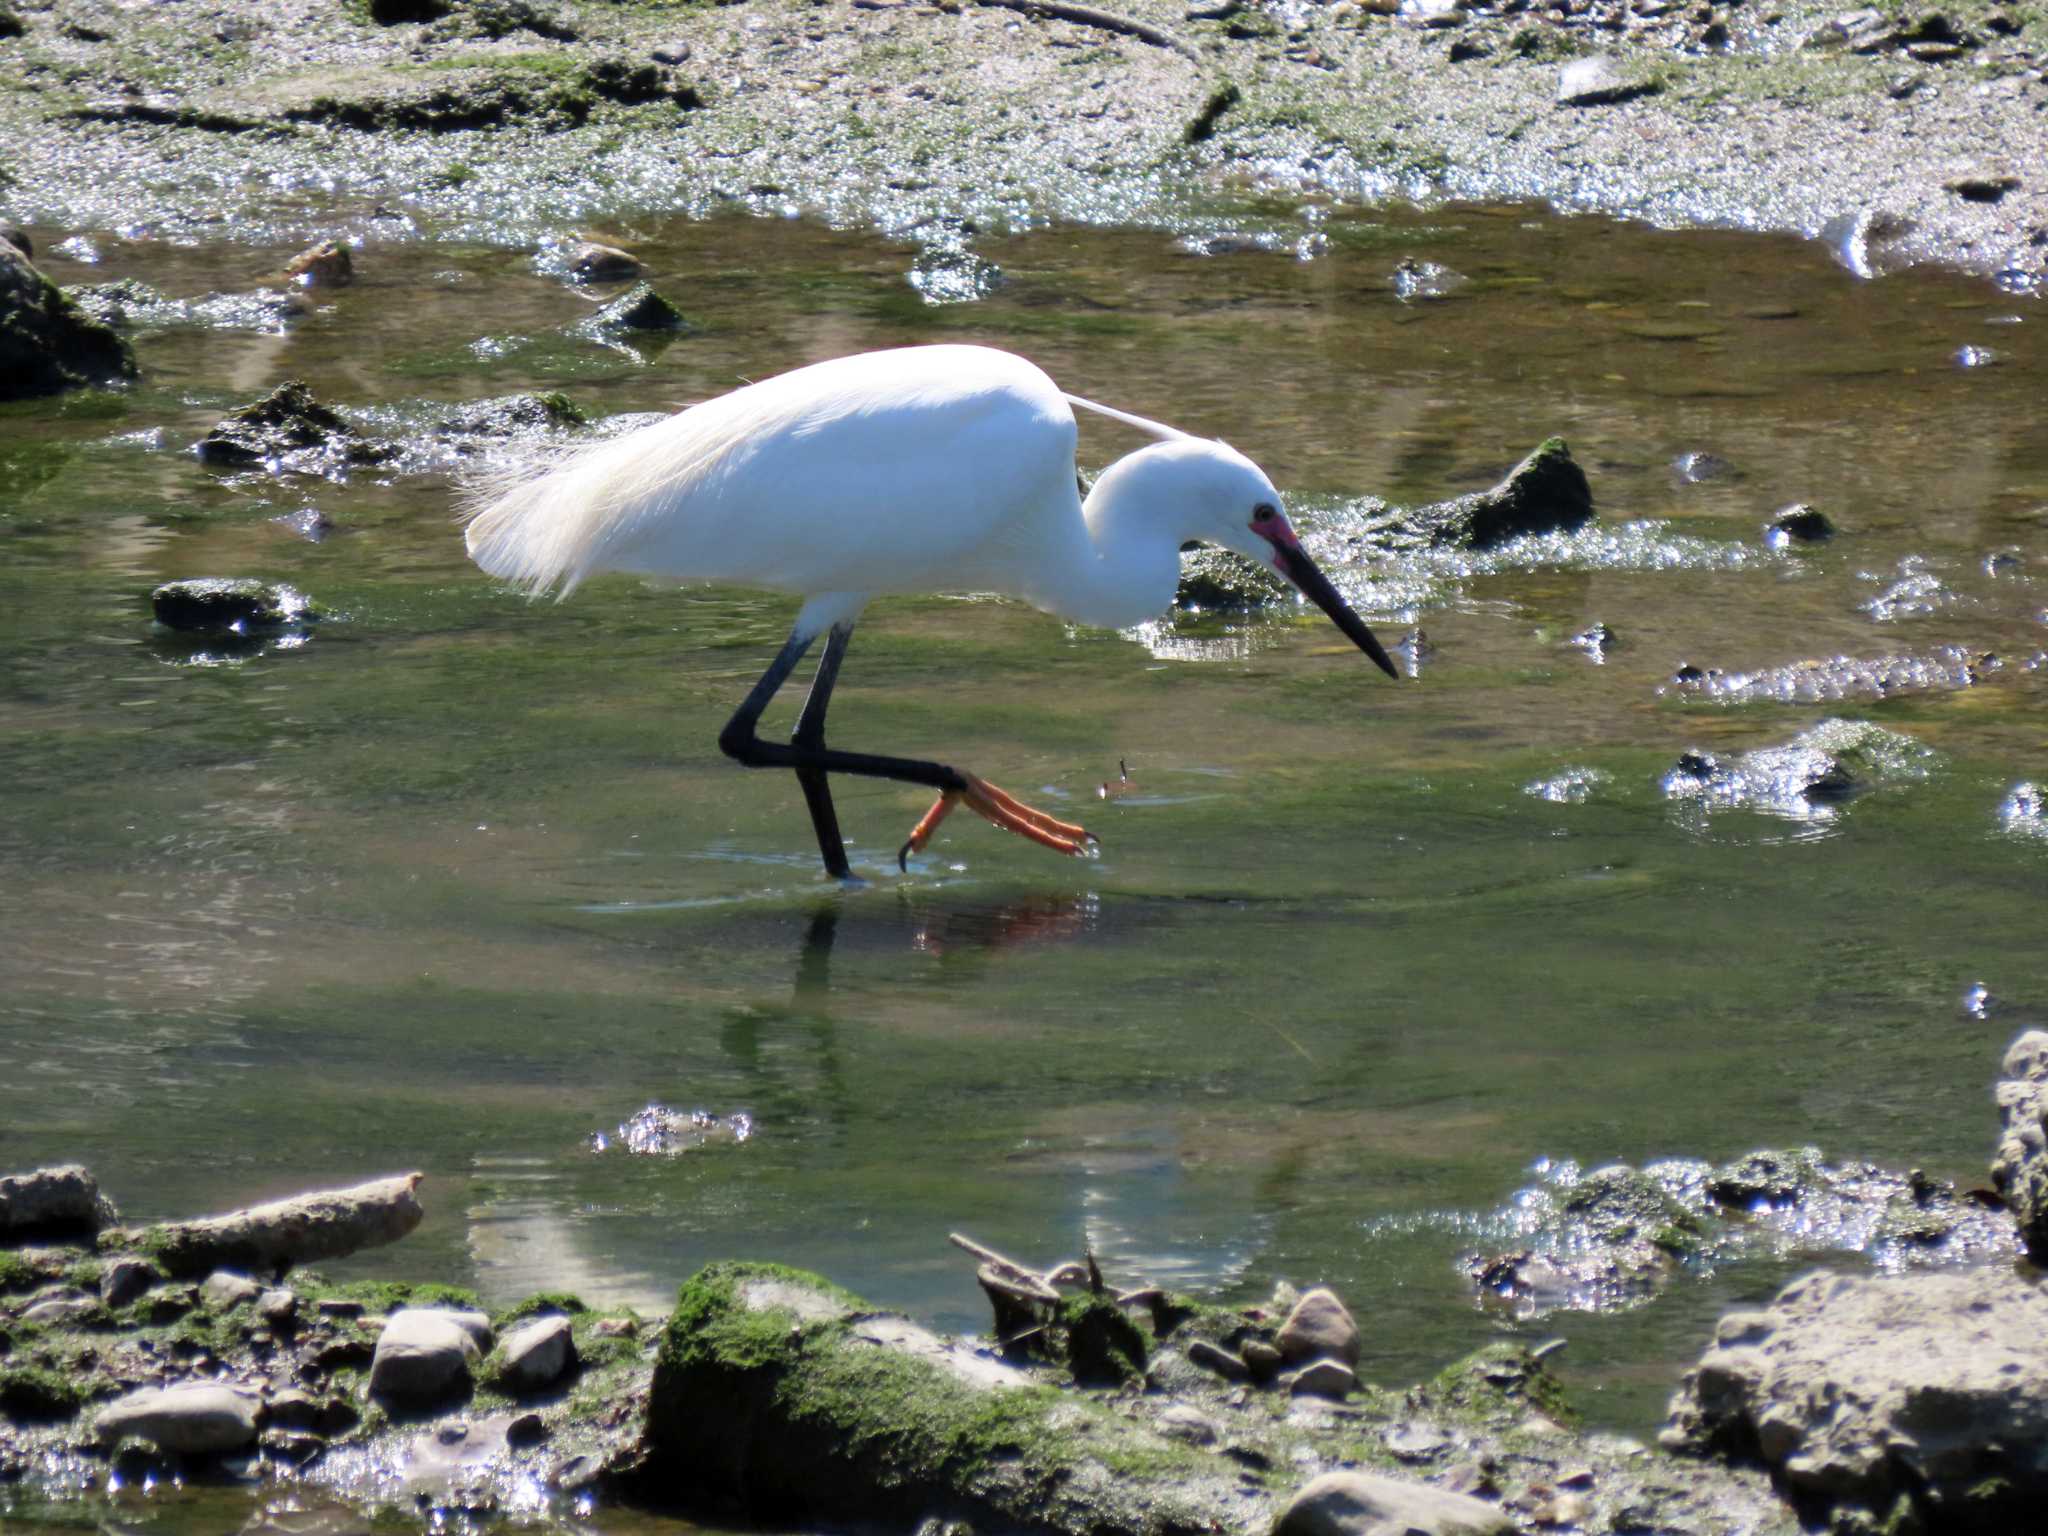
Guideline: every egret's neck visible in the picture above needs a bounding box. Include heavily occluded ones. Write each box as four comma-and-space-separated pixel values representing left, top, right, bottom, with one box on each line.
1045, 477, 1184, 630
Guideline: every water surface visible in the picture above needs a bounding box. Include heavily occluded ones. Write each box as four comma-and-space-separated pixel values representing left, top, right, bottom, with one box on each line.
3, 202, 2045, 1499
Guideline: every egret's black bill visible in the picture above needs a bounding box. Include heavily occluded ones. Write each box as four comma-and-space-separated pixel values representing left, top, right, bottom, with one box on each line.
1275, 543, 1399, 680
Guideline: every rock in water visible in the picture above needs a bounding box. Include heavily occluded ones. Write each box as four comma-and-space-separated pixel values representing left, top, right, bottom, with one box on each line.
1992, 1029, 2048, 1261
1276, 1287, 1361, 1367
94, 1384, 261, 1454
150, 577, 314, 635
0, 237, 137, 399
1400, 438, 1594, 550
281, 239, 353, 288
1276, 1470, 1514, 1536
589, 282, 688, 333
194, 380, 374, 469
1663, 1266, 2048, 1530
369, 1309, 484, 1404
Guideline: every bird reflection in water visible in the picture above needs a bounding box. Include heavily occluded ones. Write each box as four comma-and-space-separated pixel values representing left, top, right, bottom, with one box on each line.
791, 891, 1105, 1000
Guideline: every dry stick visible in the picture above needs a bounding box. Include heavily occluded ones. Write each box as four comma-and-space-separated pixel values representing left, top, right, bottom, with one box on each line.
973, 0, 1203, 63
949, 1231, 1061, 1301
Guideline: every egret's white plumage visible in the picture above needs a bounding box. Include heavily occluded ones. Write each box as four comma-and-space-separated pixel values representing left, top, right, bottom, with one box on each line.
464, 343, 1277, 635
462, 343, 1395, 877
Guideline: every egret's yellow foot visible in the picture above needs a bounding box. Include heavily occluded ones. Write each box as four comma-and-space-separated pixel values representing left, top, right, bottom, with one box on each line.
898, 773, 1095, 868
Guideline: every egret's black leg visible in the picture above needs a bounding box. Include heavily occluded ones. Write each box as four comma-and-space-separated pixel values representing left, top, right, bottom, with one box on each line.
719, 623, 971, 874
791, 622, 853, 879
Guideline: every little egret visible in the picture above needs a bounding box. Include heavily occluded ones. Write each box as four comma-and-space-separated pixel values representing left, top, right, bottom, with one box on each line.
464, 343, 1396, 878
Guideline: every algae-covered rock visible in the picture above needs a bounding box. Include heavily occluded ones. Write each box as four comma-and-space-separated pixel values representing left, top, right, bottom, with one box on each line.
151, 577, 315, 636
641, 1261, 1241, 1533
588, 282, 689, 333
1397, 437, 1593, 550
0, 238, 137, 399
195, 380, 395, 473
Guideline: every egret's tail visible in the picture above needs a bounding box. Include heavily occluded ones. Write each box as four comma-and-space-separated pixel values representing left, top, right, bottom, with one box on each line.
460, 398, 757, 597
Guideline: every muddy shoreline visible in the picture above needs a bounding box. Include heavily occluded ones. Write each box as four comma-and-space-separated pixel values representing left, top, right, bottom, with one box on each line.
0, 0, 2043, 283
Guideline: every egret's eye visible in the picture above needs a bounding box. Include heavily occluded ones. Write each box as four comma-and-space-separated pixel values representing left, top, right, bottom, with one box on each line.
1252, 504, 1277, 524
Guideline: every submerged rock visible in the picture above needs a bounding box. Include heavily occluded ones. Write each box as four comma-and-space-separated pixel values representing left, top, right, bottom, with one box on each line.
150, 577, 315, 636
64, 278, 304, 332
1662, 718, 1932, 820
1663, 1266, 2048, 1532
1396, 437, 1594, 550
1471, 1150, 2013, 1318
281, 239, 353, 288
587, 282, 689, 333
568, 240, 641, 281
0, 237, 137, 399
1662, 646, 1995, 705
1764, 504, 1834, 545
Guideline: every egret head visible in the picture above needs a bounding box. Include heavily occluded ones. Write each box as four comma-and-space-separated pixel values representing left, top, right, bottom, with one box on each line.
1109, 438, 1399, 680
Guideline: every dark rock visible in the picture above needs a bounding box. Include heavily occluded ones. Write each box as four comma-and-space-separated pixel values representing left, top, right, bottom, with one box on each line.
1187, 1338, 1250, 1380
195, 380, 392, 473
99, 1256, 158, 1308
589, 283, 689, 333
1061, 1293, 1147, 1386
458, 0, 578, 42
1765, 503, 1833, 544
583, 57, 670, 104
506, 1410, 549, 1447
150, 578, 315, 636
0, 224, 30, 257
1241, 1337, 1284, 1381
1174, 543, 1290, 610
369, 0, 452, 21
569, 241, 641, 282
1184, 82, 1240, 143
1567, 622, 1613, 660
1948, 174, 2020, 204
1400, 437, 1594, 550
0, 238, 137, 399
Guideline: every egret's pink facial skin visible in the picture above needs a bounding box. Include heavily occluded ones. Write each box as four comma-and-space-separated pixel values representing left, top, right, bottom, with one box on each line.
1251, 511, 1305, 573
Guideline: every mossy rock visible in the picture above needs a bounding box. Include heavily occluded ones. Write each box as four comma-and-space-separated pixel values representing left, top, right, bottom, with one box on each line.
0, 238, 137, 400
641, 1261, 1247, 1534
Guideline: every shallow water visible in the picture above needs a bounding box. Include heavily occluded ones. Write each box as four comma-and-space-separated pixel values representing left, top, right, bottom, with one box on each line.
3, 200, 2046, 1518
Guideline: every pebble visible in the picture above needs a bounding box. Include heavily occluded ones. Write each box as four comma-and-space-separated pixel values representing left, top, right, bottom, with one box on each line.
1274, 1469, 1514, 1536
1187, 1339, 1250, 1380
23, 1292, 100, 1325
1242, 1338, 1284, 1381
1276, 1287, 1360, 1366
498, 1313, 576, 1391
95, 1383, 261, 1454
202, 1270, 262, 1309
1157, 1403, 1221, 1444
258, 1287, 299, 1327
1284, 1358, 1359, 1399
100, 1256, 157, 1308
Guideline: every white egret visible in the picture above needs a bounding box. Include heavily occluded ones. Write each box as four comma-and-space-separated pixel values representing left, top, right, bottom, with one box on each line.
463, 343, 1396, 878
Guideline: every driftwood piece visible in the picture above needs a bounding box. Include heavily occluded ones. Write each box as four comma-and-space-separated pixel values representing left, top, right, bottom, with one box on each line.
948, 1233, 1060, 1302
0, 1164, 116, 1237
114, 1172, 425, 1277
973, 0, 1201, 61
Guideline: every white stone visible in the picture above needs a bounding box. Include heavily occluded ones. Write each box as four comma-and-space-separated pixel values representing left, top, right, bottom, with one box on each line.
201, 1270, 262, 1308
1276, 1470, 1514, 1536
369, 1309, 484, 1403
95, 1383, 261, 1454
498, 1314, 576, 1391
